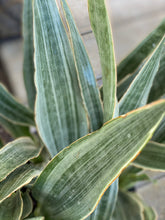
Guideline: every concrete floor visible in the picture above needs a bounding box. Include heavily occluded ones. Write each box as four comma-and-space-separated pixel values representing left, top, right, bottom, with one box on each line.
0, 0, 165, 218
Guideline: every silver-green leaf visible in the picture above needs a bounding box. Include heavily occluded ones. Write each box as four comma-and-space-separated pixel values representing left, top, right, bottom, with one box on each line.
33, 0, 88, 157
32, 100, 165, 220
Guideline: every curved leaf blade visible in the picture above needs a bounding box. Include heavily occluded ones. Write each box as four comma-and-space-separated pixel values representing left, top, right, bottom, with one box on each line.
33, 0, 88, 157
21, 191, 33, 219
87, 180, 118, 220
117, 18, 165, 82
0, 83, 34, 126
23, 0, 36, 110
119, 36, 165, 115
152, 116, 165, 143
88, 0, 116, 122
32, 100, 165, 220
112, 191, 143, 220
133, 141, 165, 171
61, 0, 103, 131
0, 164, 41, 203
143, 206, 157, 220
0, 137, 41, 181
0, 115, 31, 138
25, 217, 45, 220
0, 191, 23, 220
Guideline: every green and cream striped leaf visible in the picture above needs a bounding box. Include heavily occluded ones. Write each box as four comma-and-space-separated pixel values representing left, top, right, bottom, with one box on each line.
0, 164, 41, 203
143, 206, 157, 220
118, 48, 165, 102
133, 141, 165, 171
87, 102, 119, 219
112, 191, 144, 220
21, 190, 33, 219
0, 137, 41, 181
87, 180, 118, 220
33, 0, 88, 157
25, 217, 45, 220
0, 137, 3, 148
0, 115, 31, 138
152, 116, 165, 143
23, 0, 36, 110
88, 0, 116, 122
61, 0, 103, 131
148, 49, 165, 103
119, 173, 149, 191
32, 100, 165, 220
130, 194, 157, 220
119, 36, 165, 115
0, 83, 34, 126
0, 191, 23, 220
117, 18, 165, 82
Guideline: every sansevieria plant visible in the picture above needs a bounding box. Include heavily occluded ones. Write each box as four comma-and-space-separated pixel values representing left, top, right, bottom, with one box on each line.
0, 0, 165, 219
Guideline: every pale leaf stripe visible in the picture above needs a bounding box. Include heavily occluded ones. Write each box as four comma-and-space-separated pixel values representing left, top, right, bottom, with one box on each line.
133, 141, 165, 171
0, 137, 41, 181
61, 0, 103, 132
33, 0, 88, 157
32, 100, 165, 220
88, 0, 117, 122
0, 83, 34, 126
119, 36, 165, 115
0, 164, 41, 203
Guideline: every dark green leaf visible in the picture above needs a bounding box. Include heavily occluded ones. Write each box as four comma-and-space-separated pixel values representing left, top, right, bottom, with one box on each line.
119, 36, 165, 115
0, 83, 34, 126
152, 116, 165, 143
117, 18, 165, 82
0, 115, 31, 138
23, 0, 36, 110
21, 190, 33, 219
0, 191, 23, 220
133, 141, 165, 171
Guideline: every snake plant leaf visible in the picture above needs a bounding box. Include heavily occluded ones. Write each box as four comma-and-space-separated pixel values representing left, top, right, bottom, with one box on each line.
21, 191, 33, 219
148, 49, 165, 102
0, 115, 31, 138
0, 137, 3, 148
117, 18, 165, 82
87, 180, 118, 220
25, 217, 45, 220
119, 36, 165, 115
0, 83, 34, 126
32, 100, 165, 220
152, 116, 165, 143
133, 141, 165, 171
0, 137, 41, 181
88, 0, 116, 122
130, 193, 157, 220
0, 164, 41, 203
23, 0, 36, 110
118, 48, 165, 102
112, 191, 143, 220
143, 206, 157, 220
33, 0, 88, 157
61, 0, 103, 132
119, 173, 149, 191
87, 101, 120, 219
0, 191, 23, 220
